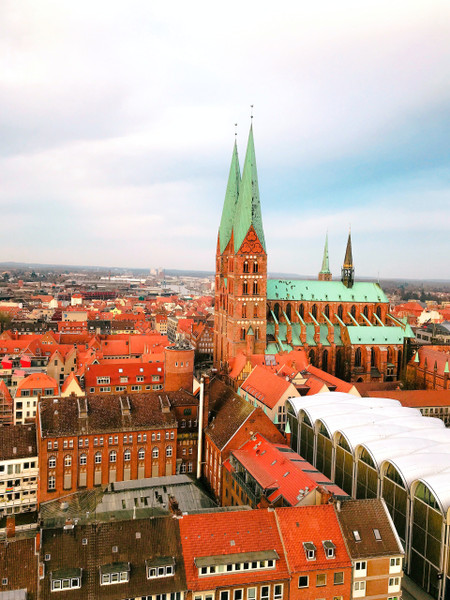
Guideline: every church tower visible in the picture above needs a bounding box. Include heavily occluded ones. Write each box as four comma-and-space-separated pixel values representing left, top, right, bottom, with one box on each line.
214, 125, 267, 368
341, 230, 354, 288
318, 233, 332, 281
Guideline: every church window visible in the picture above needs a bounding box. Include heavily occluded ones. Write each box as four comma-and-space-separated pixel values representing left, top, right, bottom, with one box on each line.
243, 281, 248, 295
242, 304, 247, 318
241, 328, 246, 341
299, 304, 305, 320
255, 328, 259, 341
243, 261, 249, 273
253, 281, 258, 295
253, 304, 258, 318
363, 305, 369, 318
338, 305, 343, 320
309, 350, 316, 366
355, 347, 362, 367
371, 347, 376, 367
253, 262, 258, 273
324, 304, 330, 319
351, 305, 356, 319
322, 349, 328, 372
274, 303, 280, 321
286, 303, 292, 321
312, 304, 318, 320
376, 305, 382, 319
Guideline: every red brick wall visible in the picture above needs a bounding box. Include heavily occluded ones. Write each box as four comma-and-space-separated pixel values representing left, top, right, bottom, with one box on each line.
37, 427, 177, 504
164, 346, 194, 392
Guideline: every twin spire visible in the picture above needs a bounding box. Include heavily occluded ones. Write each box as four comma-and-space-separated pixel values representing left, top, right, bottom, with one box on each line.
319, 230, 354, 287
218, 125, 266, 254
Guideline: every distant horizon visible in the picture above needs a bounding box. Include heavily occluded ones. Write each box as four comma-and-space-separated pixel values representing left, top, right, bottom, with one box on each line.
1, 261, 449, 285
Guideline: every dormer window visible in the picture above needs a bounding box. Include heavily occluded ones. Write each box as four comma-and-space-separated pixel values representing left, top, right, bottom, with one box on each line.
51, 568, 82, 591
353, 530, 361, 542
146, 557, 175, 579
99, 563, 130, 585
303, 542, 316, 561
323, 540, 336, 558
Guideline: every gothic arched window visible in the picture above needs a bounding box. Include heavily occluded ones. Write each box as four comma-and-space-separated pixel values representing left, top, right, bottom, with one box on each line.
253, 262, 258, 273
243, 261, 249, 273
243, 281, 248, 295
355, 347, 362, 367
252, 281, 258, 295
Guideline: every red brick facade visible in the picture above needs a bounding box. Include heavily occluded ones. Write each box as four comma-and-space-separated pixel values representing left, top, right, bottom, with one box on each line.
214, 227, 268, 367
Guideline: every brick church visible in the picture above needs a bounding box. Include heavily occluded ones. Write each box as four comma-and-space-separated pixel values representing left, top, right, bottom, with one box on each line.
214, 125, 414, 383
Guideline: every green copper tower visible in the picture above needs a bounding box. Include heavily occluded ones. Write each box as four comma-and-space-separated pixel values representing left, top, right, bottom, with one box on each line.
232, 125, 266, 253
218, 140, 241, 253
318, 232, 332, 281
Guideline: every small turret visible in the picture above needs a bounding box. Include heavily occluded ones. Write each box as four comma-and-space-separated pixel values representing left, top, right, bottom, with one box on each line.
341, 230, 354, 288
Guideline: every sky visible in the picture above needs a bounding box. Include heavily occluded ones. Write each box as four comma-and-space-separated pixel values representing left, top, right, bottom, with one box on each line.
0, 1, 449, 279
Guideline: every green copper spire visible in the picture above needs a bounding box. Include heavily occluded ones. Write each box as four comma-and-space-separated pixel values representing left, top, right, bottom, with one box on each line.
285, 420, 291, 435
320, 233, 331, 275
414, 351, 420, 363
233, 125, 266, 253
218, 140, 241, 253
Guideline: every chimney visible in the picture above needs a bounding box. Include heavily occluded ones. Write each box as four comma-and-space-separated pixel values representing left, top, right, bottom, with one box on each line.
6, 515, 15, 538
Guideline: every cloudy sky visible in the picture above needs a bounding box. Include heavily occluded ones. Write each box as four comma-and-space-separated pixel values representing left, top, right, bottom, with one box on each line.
1, 1, 449, 279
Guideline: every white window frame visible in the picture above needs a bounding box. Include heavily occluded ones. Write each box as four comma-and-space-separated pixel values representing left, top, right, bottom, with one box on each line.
354, 560, 367, 577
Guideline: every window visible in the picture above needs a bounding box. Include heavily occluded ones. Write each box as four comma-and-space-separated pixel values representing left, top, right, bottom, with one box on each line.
138, 448, 145, 460
136, 376, 144, 382
152, 447, 159, 459
109, 451, 117, 463
247, 589, 256, 600
373, 528, 382, 541
79, 454, 87, 466
252, 281, 258, 295
100, 569, 129, 585
220, 592, 230, 600
51, 577, 81, 591
48, 476, 56, 490
303, 542, 316, 560
388, 577, 401, 592
324, 540, 336, 558
131, 385, 141, 391
353, 530, 361, 541
390, 557, 402, 573
48, 456, 56, 469
147, 563, 175, 579
353, 581, 366, 598
95, 452, 102, 464
243, 281, 248, 295
355, 560, 367, 577
273, 584, 283, 600
316, 573, 326, 587
334, 571, 344, 584
64, 455, 72, 467
234, 591, 243, 600
166, 446, 173, 458
96, 377, 110, 384
124, 450, 131, 462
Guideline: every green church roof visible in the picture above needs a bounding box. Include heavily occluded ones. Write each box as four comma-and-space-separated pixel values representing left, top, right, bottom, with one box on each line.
218, 141, 241, 253
267, 279, 388, 304
347, 326, 410, 345
233, 126, 266, 253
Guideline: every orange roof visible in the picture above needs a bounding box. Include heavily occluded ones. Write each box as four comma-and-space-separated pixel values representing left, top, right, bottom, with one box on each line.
366, 389, 450, 408
61, 372, 81, 393
413, 346, 450, 374
17, 372, 58, 392
275, 505, 351, 572
241, 366, 292, 409
306, 365, 354, 393
179, 509, 289, 591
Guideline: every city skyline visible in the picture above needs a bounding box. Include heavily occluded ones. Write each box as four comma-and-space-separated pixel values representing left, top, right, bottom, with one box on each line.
1, 1, 449, 278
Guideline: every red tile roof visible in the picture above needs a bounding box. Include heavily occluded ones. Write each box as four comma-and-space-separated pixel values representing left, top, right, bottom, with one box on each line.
179, 509, 289, 591
275, 505, 351, 572
366, 389, 450, 407
241, 366, 292, 409
17, 372, 58, 392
